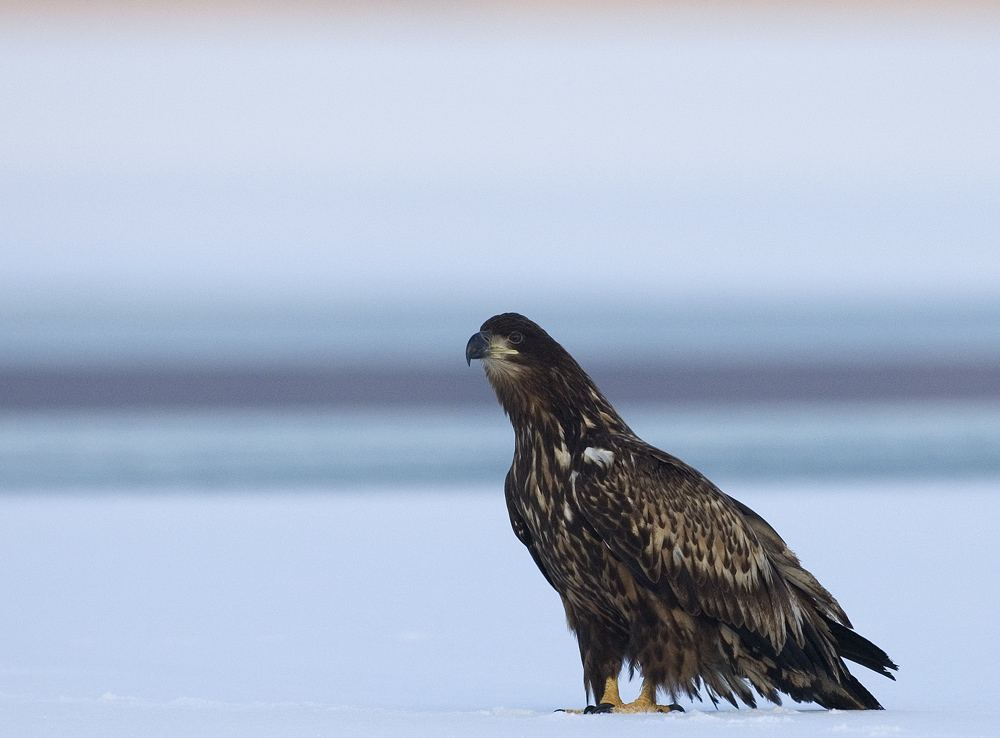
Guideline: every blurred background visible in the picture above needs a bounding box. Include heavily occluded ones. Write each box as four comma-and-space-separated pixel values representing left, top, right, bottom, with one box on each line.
1, 0, 999, 490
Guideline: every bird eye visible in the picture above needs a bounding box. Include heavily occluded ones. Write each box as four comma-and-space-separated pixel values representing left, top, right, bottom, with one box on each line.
509, 332, 523, 344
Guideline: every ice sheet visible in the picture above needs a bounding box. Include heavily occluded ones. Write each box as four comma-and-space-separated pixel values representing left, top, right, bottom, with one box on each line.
0, 482, 996, 735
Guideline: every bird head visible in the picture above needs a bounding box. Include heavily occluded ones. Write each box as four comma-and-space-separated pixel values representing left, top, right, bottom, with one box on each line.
466, 313, 590, 417
466, 313, 561, 367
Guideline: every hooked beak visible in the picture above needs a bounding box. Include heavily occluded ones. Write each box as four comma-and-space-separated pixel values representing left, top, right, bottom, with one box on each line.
466, 331, 491, 366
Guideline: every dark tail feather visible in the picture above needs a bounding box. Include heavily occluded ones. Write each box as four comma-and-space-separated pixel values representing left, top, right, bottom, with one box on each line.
814, 671, 885, 711
827, 620, 898, 680
732, 620, 892, 710
776, 629, 888, 711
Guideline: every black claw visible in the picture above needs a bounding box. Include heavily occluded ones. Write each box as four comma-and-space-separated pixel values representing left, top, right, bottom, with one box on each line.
666, 703, 685, 712
583, 702, 616, 714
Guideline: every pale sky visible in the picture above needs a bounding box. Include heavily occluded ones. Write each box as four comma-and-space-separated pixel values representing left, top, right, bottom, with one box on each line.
1, 4, 998, 315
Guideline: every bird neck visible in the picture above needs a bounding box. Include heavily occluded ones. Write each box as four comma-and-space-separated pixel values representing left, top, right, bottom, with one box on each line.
502, 376, 635, 459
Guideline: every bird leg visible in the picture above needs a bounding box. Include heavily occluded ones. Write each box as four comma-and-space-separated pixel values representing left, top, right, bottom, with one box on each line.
574, 678, 684, 714
616, 679, 684, 713
560, 677, 684, 715
585, 677, 625, 713
558, 677, 623, 713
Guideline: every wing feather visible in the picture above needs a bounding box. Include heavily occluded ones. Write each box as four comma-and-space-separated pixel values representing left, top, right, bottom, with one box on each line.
727, 495, 852, 627
572, 445, 804, 651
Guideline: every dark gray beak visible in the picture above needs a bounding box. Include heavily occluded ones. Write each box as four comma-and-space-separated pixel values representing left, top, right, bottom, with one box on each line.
466, 331, 491, 366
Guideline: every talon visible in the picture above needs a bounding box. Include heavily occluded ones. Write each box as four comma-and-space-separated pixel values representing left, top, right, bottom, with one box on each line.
665, 703, 685, 712
583, 702, 616, 714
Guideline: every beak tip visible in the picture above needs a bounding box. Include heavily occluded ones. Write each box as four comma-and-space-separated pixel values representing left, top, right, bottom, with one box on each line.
466, 331, 490, 366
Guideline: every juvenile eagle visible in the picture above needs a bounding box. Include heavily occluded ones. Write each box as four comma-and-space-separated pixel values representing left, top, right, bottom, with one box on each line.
466, 313, 896, 713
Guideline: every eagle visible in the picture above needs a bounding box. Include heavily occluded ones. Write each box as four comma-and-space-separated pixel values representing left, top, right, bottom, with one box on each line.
466, 312, 897, 713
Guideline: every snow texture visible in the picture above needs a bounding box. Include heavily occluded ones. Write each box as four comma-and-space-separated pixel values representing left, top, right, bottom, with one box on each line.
0, 482, 997, 736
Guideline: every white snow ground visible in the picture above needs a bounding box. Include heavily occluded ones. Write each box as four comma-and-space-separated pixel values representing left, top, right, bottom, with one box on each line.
0, 482, 997, 737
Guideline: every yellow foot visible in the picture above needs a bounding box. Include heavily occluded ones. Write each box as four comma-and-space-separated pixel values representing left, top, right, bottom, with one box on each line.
556, 676, 624, 714
557, 677, 685, 714
613, 697, 684, 714
557, 701, 683, 714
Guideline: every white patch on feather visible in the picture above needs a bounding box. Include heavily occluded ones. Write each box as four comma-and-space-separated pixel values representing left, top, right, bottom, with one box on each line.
533, 484, 550, 512
554, 443, 571, 470
563, 502, 574, 523
583, 447, 614, 468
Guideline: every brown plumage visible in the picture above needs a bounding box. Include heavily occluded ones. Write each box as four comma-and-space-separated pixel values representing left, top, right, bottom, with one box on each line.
466, 312, 897, 712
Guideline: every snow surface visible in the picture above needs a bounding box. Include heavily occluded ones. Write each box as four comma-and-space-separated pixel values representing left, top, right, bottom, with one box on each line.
0, 482, 997, 736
